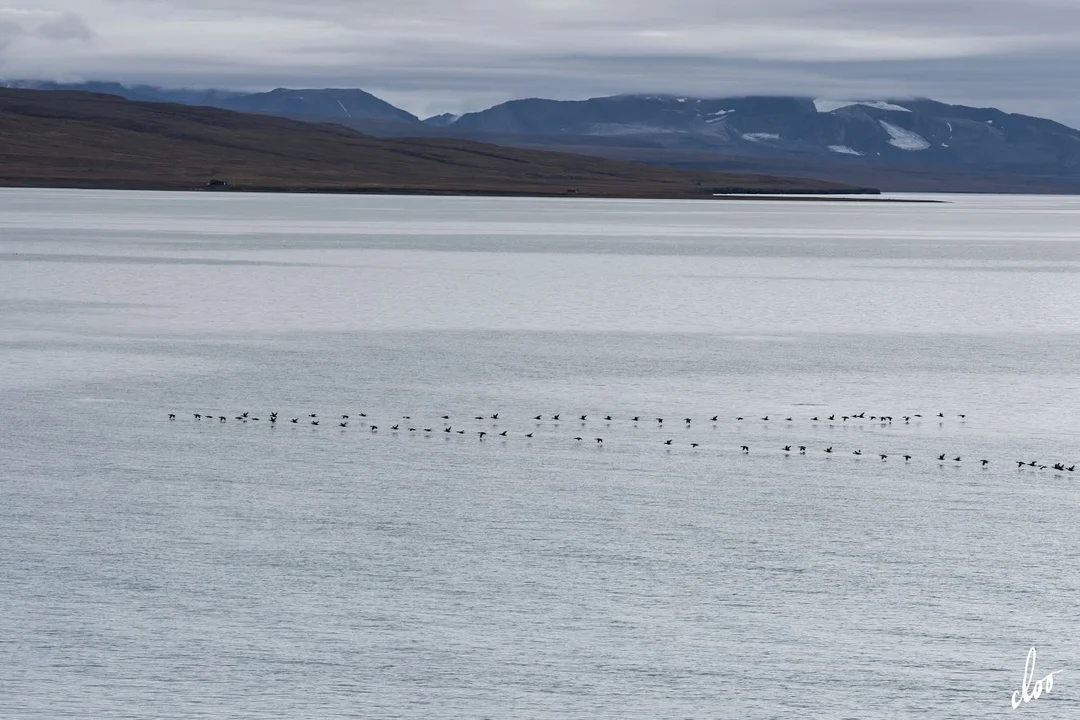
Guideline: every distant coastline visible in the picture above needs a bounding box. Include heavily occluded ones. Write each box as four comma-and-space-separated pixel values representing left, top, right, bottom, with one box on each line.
711, 193, 942, 203
0, 178, 884, 200
0, 183, 945, 202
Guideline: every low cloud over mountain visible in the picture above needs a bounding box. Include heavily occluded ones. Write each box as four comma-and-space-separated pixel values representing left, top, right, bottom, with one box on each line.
4, 1, 1080, 127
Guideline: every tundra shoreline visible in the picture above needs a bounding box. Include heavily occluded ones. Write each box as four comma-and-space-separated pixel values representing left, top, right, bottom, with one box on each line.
0, 179, 900, 200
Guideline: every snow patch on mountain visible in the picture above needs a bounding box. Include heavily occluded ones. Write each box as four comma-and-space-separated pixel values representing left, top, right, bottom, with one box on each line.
863, 101, 911, 112
704, 110, 734, 124
878, 121, 931, 151
828, 145, 863, 156
742, 132, 780, 142
815, 99, 911, 113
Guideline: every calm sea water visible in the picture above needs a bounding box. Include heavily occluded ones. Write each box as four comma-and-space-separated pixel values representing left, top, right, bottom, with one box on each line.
2, 189, 1079, 719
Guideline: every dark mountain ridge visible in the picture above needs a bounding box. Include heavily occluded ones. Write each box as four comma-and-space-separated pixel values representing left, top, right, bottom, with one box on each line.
4, 80, 419, 124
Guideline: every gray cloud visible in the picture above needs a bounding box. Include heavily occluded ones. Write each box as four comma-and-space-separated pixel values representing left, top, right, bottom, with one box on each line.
0, 8, 94, 71
35, 12, 94, 42
0, 17, 21, 51
3, 0, 1080, 125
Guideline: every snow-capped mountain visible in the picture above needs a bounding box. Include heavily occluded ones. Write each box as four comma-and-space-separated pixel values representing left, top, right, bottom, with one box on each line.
437, 94, 1080, 174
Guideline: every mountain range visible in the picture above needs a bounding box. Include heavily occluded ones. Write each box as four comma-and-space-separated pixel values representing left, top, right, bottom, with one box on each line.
0, 87, 858, 196
7, 80, 1080, 192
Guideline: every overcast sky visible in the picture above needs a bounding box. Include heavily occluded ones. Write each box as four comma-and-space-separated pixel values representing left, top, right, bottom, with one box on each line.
3, 0, 1080, 125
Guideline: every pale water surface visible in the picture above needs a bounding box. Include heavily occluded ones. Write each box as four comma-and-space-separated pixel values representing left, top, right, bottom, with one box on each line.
1, 189, 1079, 719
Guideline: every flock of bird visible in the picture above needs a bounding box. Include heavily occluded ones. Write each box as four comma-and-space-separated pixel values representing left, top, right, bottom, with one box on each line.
167, 409, 1076, 472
